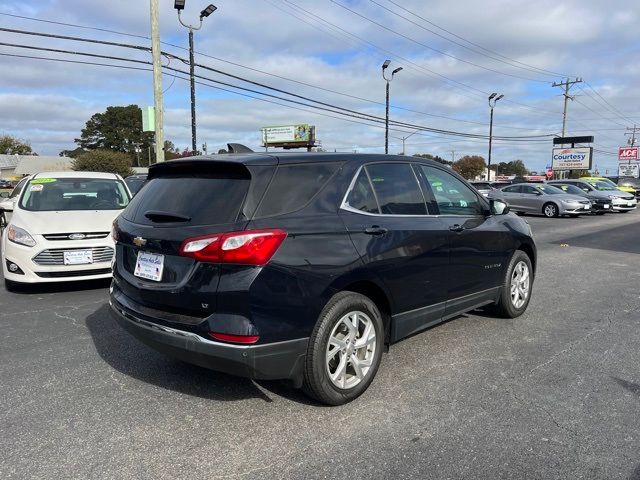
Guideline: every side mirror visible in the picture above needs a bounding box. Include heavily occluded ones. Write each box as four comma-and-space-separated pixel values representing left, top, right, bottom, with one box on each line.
490, 198, 510, 215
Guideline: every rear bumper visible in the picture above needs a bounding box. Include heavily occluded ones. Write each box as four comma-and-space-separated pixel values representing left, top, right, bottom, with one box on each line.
109, 300, 308, 382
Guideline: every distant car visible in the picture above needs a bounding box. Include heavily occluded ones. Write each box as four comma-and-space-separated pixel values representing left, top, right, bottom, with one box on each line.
489, 183, 591, 217
578, 179, 637, 212
1, 172, 132, 290
547, 181, 612, 214
124, 174, 147, 196
617, 177, 640, 199
469, 181, 494, 197
0, 180, 12, 189
581, 176, 636, 197
490, 182, 512, 189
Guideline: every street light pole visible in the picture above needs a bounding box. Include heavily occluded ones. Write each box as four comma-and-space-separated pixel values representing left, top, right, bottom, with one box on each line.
175, 1, 217, 156
381, 60, 402, 155
401, 130, 420, 156
487, 92, 503, 181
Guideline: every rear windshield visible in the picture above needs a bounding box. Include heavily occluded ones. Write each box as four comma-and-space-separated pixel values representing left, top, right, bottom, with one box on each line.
124, 174, 250, 226
20, 177, 130, 211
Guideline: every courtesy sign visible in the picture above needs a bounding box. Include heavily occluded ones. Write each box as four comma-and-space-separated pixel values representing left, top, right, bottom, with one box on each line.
551, 147, 592, 170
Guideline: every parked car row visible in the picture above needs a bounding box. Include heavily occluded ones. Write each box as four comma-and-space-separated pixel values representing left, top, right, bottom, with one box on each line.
471, 177, 637, 218
1, 154, 537, 405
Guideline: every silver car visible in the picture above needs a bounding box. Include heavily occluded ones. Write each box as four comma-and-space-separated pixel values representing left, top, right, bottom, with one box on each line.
470, 181, 494, 197
489, 183, 591, 218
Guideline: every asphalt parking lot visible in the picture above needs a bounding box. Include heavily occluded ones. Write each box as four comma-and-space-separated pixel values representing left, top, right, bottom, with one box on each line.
2, 210, 640, 480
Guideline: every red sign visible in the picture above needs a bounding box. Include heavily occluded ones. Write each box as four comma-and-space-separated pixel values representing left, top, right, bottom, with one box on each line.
619, 146, 638, 161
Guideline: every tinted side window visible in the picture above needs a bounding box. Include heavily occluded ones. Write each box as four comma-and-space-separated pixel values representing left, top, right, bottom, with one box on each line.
421, 166, 484, 216
345, 169, 380, 214
502, 185, 521, 193
365, 163, 427, 215
254, 162, 339, 218
522, 186, 538, 194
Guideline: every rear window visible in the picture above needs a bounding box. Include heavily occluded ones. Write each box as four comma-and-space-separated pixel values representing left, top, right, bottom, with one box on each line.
125, 174, 250, 226
254, 162, 339, 218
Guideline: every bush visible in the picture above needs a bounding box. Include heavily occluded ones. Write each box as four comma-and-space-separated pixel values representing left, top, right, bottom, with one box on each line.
72, 149, 134, 178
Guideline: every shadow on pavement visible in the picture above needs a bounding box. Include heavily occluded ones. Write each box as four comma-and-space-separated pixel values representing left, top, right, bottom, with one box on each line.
85, 304, 316, 405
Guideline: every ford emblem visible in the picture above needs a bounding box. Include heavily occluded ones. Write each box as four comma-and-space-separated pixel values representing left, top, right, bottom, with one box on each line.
68, 233, 86, 240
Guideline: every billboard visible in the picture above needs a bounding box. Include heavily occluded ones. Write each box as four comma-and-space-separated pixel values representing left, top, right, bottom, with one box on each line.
619, 146, 638, 162
618, 163, 639, 178
551, 147, 592, 170
261, 124, 312, 145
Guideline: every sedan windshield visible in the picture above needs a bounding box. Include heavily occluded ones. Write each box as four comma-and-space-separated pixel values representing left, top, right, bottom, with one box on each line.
554, 184, 584, 195
20, 177, 130, 211
586, 181, 616, 191
534, 185, 565, 195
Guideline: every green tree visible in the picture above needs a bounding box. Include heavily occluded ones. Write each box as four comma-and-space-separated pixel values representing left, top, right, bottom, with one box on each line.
495, 160, 529, 177
59, 147, 86, 158
164, 140, 181, 160
217, 148, 228, 154
452, 155, 486, 179
413, 153, 451, 165
0, 134, 35, 155
75, 105, 154, 160
72, 149, 134, 178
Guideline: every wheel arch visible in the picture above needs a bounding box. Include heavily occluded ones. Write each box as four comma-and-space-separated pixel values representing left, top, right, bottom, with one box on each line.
516, 242, 536, 275
326, 278, 393, 345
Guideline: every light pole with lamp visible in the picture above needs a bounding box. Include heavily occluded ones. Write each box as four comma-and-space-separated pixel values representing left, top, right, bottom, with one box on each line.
174, 0, 217, 155
382, 60, 402, 154
487, 92, 503, 180
401, 130, 420, 156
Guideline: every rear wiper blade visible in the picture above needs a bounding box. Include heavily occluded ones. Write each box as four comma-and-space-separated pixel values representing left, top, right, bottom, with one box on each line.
144, 210, 191, 222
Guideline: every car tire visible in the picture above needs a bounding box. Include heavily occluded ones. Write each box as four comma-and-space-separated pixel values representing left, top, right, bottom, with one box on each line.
542, 202, 559, 218
491, 250, 533, 319
302, 291, 384, 405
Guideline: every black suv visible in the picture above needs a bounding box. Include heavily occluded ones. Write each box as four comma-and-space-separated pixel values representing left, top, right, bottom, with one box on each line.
111, 153, 536, 405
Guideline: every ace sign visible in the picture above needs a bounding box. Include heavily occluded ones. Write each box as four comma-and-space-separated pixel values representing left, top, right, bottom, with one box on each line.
619, 146, 638, 162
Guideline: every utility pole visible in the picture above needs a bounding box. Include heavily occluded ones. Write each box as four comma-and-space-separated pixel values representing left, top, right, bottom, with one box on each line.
625, 124, 638, 146
487, 93, 504, 181
450, 150, 455, 163
552, 77, 582, 178
401, 130, 419, 156
552, 77, 583, 137
150, 0, 165, 163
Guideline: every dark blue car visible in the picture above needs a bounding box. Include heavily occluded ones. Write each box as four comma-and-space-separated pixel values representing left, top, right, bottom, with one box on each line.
110, 153, 536, 405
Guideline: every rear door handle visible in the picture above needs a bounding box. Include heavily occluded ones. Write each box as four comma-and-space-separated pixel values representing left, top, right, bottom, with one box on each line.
449, 224, 465, 233
364, 226, 388, 235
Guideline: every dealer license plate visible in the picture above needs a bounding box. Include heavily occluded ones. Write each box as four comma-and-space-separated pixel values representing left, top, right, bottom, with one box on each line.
628, 203, 634, 207
583, 204, 589, 209
604, 204, 610, 209
134, 251, 164, 282
64, 249, 93, 265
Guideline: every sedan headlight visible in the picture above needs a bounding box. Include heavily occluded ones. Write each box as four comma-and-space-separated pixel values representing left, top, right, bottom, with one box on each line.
7, 225, 36, 247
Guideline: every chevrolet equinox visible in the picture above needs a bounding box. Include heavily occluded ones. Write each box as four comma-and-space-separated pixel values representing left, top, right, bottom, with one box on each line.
110, 153, 536, 405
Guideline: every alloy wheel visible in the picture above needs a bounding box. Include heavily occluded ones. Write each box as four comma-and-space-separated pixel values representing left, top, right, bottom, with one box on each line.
510, 261, 530, 309
544, 204, 557, 217
325, 311, 377, 389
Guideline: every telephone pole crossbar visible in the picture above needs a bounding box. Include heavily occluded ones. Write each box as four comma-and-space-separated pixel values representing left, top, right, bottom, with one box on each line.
552, 77, 583, 137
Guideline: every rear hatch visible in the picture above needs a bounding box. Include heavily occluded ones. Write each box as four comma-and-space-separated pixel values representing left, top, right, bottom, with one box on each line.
112, 159, 275, 320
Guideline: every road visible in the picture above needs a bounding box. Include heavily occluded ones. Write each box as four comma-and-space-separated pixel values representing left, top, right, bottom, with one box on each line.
2, 210, 640, 479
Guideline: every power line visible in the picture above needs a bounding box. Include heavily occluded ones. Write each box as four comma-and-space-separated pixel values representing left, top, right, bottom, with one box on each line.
368, 0, 562, 79
1, 9, 561, 119
0, 32, 556, 140
328, 0, 551, 83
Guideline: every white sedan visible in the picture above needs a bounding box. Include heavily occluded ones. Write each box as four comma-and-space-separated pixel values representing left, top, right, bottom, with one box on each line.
1, 171, 131, 290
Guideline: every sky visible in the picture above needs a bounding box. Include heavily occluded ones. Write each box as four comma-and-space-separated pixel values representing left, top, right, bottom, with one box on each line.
0, 0, 639, 174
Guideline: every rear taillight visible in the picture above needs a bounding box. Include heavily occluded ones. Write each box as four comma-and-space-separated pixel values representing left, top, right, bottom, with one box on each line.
208, 332, 259, 344
178, 229, 286, 265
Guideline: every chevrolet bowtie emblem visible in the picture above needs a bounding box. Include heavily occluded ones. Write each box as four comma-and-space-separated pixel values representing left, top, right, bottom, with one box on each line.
133, 237, 147, 247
